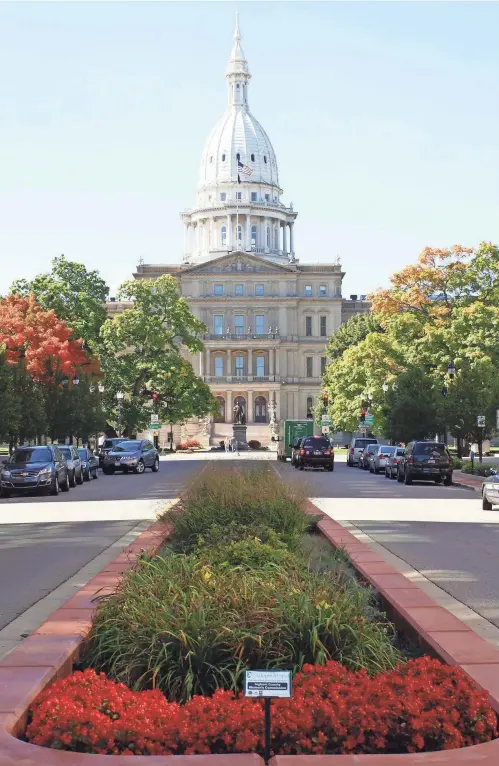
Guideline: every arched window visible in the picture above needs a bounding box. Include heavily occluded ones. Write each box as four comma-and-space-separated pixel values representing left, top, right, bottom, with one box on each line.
255, 396, 267, 423
251, 225, 257, 250
274, 227, 279, 249
264, 156, 267, 164
307, 397, 313, 419
221, 226, 227, 248
251, 153, 255, 162
266, 226, 270, 248
222, 154, 226, 162
214, 396, 225, 424
236, 152, 240, 161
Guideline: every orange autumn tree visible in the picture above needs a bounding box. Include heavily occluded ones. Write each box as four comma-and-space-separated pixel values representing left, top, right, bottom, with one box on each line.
0, 294, 95, 382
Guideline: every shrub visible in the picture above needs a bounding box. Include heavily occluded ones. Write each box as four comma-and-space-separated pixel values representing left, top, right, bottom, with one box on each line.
82, 550, 400, 702
248, 439, 261, 449
27, 658, 498, 756
170, 465, 312, 552
195, 530, 296, 571
452, 457, 464, 469
461, 462, 498, 476
176, 440, 201, 451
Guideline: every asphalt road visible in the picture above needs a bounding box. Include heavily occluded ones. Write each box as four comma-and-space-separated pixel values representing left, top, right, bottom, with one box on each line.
275, 458, 499, 630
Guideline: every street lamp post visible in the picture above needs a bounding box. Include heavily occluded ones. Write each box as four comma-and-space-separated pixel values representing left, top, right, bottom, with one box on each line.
116, 391, 124, 437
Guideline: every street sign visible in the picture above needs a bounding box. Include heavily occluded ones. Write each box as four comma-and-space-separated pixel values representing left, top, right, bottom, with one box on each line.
364, 414, 374, 426
244, 670, 292, 699
359, 425, 367, 435
477, 415, 486, 428
149, 423, 161, 430
150, 414, 159, 424
321, 416, 332, 426
322, 425, 330, 434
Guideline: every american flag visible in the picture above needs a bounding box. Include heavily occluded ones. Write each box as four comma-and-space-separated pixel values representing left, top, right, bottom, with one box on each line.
237, 160, 253, 183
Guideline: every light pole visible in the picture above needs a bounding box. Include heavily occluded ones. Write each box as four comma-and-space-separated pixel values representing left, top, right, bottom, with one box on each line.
441, 361, 456, 446
116, 391, 124, 437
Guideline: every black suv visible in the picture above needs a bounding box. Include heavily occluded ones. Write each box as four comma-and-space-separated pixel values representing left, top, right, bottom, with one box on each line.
397, 441, 453, 485
0, 445, 70, 497
294, 436, 334, 471
97, 437, 127, 467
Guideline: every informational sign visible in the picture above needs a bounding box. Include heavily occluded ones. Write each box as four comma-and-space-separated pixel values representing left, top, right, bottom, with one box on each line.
244, 670, 292, 699
364, 414, 374, 426
322, 425, 330, 434
477, 415, 486, 428
321, 416, 332, 426
150, 414, 159, 424
149, 423, 161, 430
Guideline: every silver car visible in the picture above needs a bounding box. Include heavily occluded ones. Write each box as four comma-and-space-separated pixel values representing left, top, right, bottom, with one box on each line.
482, 472, 499, 510
385, 447, 406, 479
347, 437, 378, 467
370, 445, 396, 474
359, 443, 379, 470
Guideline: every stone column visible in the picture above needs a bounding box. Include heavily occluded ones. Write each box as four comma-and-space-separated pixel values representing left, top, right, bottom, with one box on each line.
247, 348, 253, 377
183, 222, 188, 255
289, 222, 295, 257
247, 390, 253, 423
227, 213, 232, 251
245, 214, 251, 251
282, 223, 287, 255
264, 217, 269, 253
206, 348, 211, 378
275, 389, 281, 421
199, 350, 204, 378
269, 347, 275, 378
275, 347, 280, 377
226, 390, 233, 423
227, 349, 232, 379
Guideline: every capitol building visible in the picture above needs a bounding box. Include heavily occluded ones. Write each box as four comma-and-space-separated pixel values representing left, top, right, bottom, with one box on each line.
112, 17, 369, 447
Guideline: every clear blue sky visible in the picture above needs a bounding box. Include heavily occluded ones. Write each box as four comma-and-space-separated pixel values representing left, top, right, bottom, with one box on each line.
1, 1, 498, 298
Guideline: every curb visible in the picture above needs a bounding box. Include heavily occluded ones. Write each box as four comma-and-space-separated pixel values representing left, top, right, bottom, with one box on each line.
1, 503, 499, 764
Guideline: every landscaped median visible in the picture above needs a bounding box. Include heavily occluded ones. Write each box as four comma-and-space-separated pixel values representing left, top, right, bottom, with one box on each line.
1, 466, 499, 765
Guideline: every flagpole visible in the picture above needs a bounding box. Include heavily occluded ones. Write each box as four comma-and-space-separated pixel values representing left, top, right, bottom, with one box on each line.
236, 179, 239, 252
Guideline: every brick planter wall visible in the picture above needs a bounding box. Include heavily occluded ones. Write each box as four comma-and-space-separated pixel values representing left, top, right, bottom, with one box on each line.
1, 506, 499, 765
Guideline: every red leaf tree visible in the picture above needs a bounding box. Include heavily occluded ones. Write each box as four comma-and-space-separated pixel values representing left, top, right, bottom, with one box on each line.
0, 295, 95, 382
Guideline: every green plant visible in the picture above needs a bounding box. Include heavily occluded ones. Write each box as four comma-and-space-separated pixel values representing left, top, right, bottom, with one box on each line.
461, 462, 498, 476
195, 531, 295, 571
452, 457, 464, 469
248, 439, 261, 449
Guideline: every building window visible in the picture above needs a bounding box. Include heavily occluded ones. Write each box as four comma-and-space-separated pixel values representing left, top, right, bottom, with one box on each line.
214, 396, 225, 423
255, 284, 264, 296
320, 284, 327, 296
305, 285, 312, 296
251, 192, 257, 201
266, 226, 270, 247
306, 357, 313, 378
255, 315, 265, 334
321, 357, 327, 375
209, 156, 213, 163
305, 316, 312, 337
236, 152, 240, 160
214, 357, 224, 377
234, 315, 244, 335
320, 316, 327, 337
221, 226, 227, 247
307, 397, 313, 419
235, 284, 244, 296
236, 191, 242, 200
264, 156, 267, 164
251, 153, 255, 162
265, 194, 270, 202
214, 284, 223, 296
254, 395, 267, 422
255, 355, 265, 377
237, 224, 242, 243
251, 225, 257, 248
235, 356, 244, 377
220, 192, 226, 201
214, 315, 224, 335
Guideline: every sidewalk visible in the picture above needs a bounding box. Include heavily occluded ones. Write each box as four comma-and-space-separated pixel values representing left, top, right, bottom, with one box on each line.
453, 470, 484, 491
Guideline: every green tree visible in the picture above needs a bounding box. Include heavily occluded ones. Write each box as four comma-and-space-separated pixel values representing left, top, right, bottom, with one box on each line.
326, 312, 383, 361
10, 255, 109, 349
100, 276, 216, 434
383, 368, 442, 444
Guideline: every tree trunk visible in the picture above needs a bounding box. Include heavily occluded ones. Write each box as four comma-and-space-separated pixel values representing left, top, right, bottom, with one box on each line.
478, 437, 483, 463
456, 436, 462, 459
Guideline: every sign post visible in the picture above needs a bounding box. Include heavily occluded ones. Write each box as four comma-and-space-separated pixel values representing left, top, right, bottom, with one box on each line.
496, 410, 499, 431
244, 670, 292, 763
477, 415, 486, 428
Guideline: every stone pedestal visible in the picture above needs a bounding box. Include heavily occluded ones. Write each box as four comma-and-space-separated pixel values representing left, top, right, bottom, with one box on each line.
232, 424, 248, 450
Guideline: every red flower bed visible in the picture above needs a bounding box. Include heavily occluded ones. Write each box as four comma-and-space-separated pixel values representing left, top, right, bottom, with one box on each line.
26, 658, 497, 756
176, 440, 201, 451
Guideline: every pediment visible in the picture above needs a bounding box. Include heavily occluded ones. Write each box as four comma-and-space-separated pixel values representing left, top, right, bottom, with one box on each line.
181, 252, 296, 275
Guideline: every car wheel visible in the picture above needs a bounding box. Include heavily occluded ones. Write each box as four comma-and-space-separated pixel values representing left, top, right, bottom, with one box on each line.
385, 469, 390, 478
76, 470, 83, 485
397, 469, 404, 483
390, 470, 396, 480
483, 492, 493, 511
443, 475, 452, 486
103, 466, 115, 475
60, 474, 70, 492
69, 471, 76, 488
83, 469, 90, 481
434, 477, 442, 484
152, 457, 159, 472
328, 464, 334, 472
93, 469, 98, 479
404, 469, 413, 485
0, 488, 10, 498
299, 464, 304, 471
369, 466, 374, 473
134, 460, 146, 475
122, 466, 129, 474
51, 475, 60, 496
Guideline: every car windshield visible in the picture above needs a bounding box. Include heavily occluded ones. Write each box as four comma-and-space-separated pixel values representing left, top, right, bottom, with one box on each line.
78, 449, 88, 460
103, 440, 121, 449
113, 441, 141, 453
396, 448, 405, 456
415, 443, 447, 458
302, 437, 330, 448
380, 446, 395, 455
354, 439, 376, 449
367, 445, 378, 454
59, 447, 73, 459
9, 447, 51, 464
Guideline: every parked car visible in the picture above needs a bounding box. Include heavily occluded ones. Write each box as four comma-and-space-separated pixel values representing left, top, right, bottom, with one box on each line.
0, 445, 70, 497
359, 444, 380, 470
370, 445, 396, 474
78, 447, 99, 481
97, 438, 127, 467
59, 445, 83, 487
397, 441, 453, 485
102, 439, 160, 475
385, 447, 406, 479
294, 436, 334, 471
482, 471, 499, 510
347, 437, 378, 467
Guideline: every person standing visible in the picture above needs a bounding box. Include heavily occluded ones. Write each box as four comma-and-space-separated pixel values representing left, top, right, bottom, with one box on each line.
231, 436, 237, 453
224, 436, 230, 453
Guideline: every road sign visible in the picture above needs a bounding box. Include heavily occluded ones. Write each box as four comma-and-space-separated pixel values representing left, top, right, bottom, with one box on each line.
322, 425, 330, 434
150, 414, 159, 424
364, 414, 374, 426
244, 670, 292, 699
359, 425, 367, 435
321, 416, 332, 426
149, 423, 161, 430
477, 415, 486, 428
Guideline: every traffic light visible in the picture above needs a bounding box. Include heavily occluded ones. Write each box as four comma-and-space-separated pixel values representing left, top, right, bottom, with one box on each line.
360, 409, 366, 423
322, 394, 329, 406
152, 393, 159, 401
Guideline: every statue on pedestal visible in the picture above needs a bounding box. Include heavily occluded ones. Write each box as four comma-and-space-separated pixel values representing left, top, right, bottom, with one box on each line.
233, 402, 246, 425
